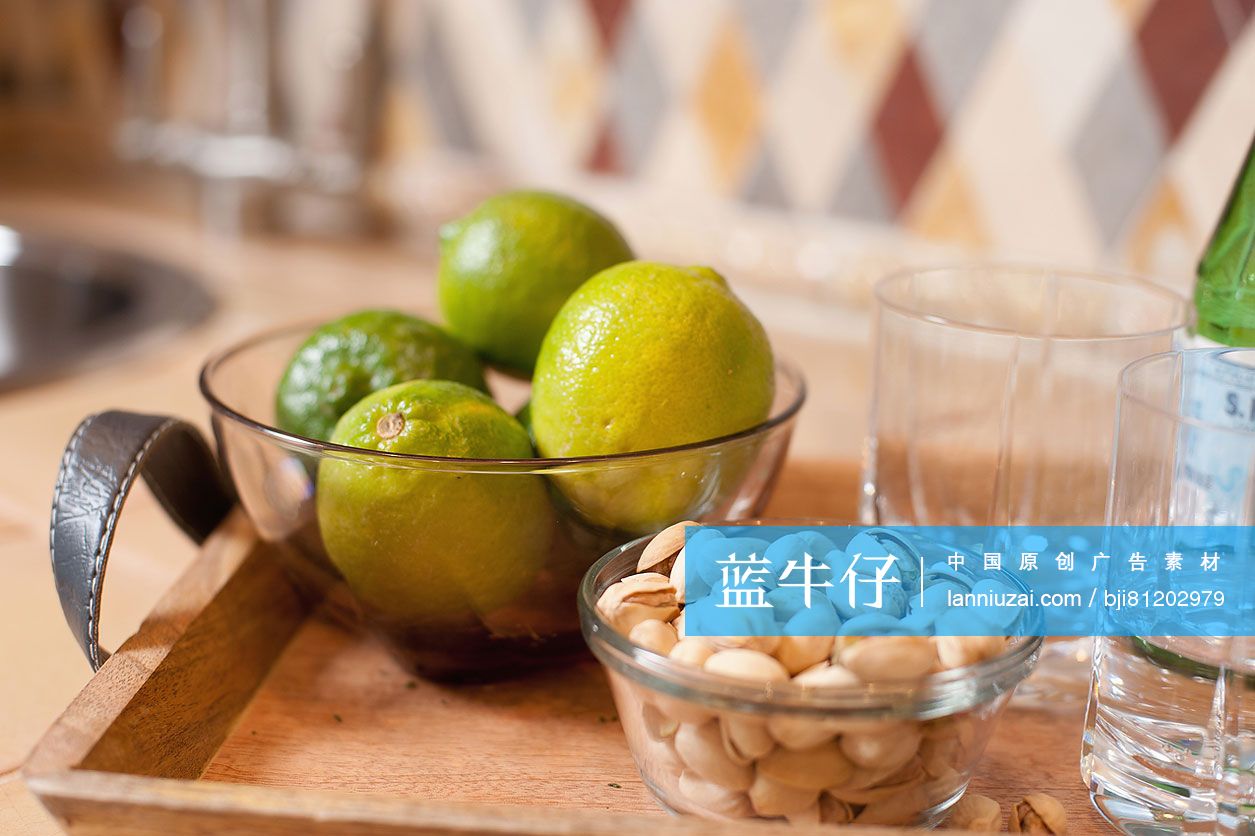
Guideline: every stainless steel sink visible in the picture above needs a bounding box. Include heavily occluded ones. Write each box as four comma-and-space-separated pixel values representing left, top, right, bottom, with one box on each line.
0, 225, 214, 391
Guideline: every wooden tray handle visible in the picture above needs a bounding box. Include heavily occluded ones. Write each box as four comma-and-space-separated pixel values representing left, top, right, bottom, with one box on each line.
49, 411, 235, 670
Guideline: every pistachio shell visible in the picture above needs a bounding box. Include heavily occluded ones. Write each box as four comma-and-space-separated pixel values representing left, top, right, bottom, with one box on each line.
853, 784, 929, 826
669, 637, 715, 667
766, 715, 835, 750
709, 635, 781, 655
642, 702, 678, 741
748, 772, 819, 817
840, 724, 921, 770
774, 635, 835, 675
757, 740, 854, 791
785, 802, 821, 825
596, 573, 680, 635
1010, 793, 1067, 834
674, 721, 754, 791
677, 771, 753, 819
628, 619, 679, 656
828, 757, 924, 804
793, 662, 861, 689
654, 693, 714, 726
948, 792, 1002, 831
919, 734, 961, 777
818, 793, 854, 824
840, 636, 936, 682
721, 716, 775, 764
704, 649, 790, 683
670, 548, 687, 604
637, 521, 695, 572
672, 610, 686, 638
936, 635, 1007, 670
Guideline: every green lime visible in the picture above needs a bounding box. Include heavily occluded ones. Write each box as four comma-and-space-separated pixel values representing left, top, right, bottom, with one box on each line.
276, 310, 487, 441
317, 380, 551, 624
437, 191, 633, 373
531, 261, 775, 531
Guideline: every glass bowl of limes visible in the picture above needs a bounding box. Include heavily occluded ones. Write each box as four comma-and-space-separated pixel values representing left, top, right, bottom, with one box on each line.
201, 322, 803, 680
198, 192, 806, 680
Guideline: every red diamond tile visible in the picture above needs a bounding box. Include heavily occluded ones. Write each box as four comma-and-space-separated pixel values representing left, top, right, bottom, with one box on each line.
872, 47, 944, 212
1137, 0, 1234, 139
584, 0, 633, 55
586, 120, 622, 173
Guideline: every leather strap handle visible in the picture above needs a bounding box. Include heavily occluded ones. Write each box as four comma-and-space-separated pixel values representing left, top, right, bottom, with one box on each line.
49, 411, 235, 670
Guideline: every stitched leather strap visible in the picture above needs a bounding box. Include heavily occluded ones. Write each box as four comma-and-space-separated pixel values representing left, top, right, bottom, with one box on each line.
49, 411, 235, 670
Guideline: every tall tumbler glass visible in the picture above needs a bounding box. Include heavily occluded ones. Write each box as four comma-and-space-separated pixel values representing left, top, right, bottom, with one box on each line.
863, 265, 1190, 702
1085, 348, 1255, 835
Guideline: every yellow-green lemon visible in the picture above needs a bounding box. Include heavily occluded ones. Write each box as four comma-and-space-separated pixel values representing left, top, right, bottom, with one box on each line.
531, 261, 774, 532
276, 310, 486, 442
437, 191, 633, 373
317, 380, 551, 624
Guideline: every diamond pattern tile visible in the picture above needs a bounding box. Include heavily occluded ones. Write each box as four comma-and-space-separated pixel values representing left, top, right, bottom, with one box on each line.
1136, 0, 1242, 139
694, 15, 763, 190
607, 6, 668, 173
1072, 53, 1167, 243
380, 0, 1254, 269
872, 46, 944, 210
915, 0, 1015, 116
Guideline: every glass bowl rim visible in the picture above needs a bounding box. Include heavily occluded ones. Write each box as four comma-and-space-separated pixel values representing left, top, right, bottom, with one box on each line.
874, 261, 1191, 343
198, 319, 807, 468
579, 529, 1043, 716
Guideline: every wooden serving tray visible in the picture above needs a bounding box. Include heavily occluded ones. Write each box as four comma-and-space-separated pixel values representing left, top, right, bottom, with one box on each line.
23, 462, 1107, 834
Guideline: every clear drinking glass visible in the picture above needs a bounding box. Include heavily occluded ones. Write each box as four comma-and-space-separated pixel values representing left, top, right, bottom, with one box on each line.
862, 265, 1190, 702
1085, 348, 1255, 835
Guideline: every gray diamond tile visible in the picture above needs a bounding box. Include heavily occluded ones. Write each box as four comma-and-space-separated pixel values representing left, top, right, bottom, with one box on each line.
916, 0, 1015, 116
743, 147, 791, 208
1071, 57, 1167, 244
733, 0, 803, 78
610, 8, 668, 173
829, 139, 894, 223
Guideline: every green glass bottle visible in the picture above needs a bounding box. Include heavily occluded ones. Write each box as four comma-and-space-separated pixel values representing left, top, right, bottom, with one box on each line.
1194, 136, 1255, 346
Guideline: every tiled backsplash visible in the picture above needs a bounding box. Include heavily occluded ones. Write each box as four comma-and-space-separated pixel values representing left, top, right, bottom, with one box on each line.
3, 0, 1254, 292
393, 0, 1255, 283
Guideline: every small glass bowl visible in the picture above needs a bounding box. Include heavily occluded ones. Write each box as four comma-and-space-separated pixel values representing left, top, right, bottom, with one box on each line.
199, 322, 805, 680
579, 534, 1042, 827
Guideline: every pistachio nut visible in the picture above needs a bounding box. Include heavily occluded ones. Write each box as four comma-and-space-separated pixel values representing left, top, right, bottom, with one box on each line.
765, 715, 835, 751
596, 573, 679, 635
947, 792, 1002, 831
924, 765, 964, 804
785, 803, 821, 825
829, 758, 924, 804
793, 662, 861, 689
637, 520, 695, 573
704, 649, 790, 683
641, 702, 678, 741
747, 772, 819, 817
774, 635, 835, 675
839, 636, 936, 682
756, 740, 854, 791
628, 619, 679, 656
936, 635, 1006, 670
669, 548, 687, 605
818, 793, 854, 824
708, 634, 781, 655
674, 721, 754, 791
920, 735, 963, 778
853, 784, 929, 826
1010, 793, 1067, 834
676, 770, 753, 819
669, 637, 715, 667
840, 723, 922, 770
654, 693, 714, 726
721, 716, 775, 764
